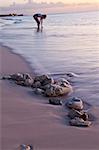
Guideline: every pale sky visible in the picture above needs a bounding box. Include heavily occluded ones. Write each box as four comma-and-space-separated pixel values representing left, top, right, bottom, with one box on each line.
0, 0, 99, 7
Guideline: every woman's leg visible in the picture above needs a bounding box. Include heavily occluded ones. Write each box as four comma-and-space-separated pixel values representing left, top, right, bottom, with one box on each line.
34, 16, 40, 29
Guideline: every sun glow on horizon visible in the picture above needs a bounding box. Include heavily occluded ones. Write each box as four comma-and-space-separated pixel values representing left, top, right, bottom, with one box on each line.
0, 0, 99, 7
36, 0, 99, 3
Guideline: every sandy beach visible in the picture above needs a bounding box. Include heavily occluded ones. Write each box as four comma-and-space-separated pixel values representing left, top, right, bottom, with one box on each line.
1, 44, 99, 150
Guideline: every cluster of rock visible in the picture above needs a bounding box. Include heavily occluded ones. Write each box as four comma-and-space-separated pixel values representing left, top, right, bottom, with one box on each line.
2, 73, 73, 97
33, 75, 72, 97
66, 97, 92, 127
48, 97, 92, 127
2, 73, 34, 87
1, 73, 92, 127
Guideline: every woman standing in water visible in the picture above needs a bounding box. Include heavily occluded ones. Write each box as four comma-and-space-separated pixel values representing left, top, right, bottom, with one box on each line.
33, 13, 47, 30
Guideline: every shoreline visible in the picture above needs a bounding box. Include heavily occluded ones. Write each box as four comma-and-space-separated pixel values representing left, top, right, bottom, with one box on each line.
1, 44, 99, 150
0, 43, 36, 76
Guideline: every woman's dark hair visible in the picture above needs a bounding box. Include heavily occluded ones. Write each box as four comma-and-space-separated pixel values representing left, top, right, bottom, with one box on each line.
43, 14, 47, 19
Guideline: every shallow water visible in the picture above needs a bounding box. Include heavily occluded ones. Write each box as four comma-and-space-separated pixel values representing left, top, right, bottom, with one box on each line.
0, 11, 99, 105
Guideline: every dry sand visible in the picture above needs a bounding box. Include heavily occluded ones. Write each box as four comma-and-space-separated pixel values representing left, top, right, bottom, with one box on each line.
0, 44, 99, 150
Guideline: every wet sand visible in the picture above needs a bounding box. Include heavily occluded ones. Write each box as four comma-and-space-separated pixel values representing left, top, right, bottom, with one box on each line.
0, 44, 99, 150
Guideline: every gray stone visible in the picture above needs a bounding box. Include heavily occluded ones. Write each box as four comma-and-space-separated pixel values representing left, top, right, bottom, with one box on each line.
34, 75, 54, 85
33, 81, 41, 88
16, 78, 34, 87
68, 109, 89, 121
10, 73, 24, 81
69, 117, 92, 127
12, 73, 33, 86
42, 76, 54, 86
41, 84, 51, 90
34, 75, 48, 82
57, 78, 70, 86
67, 97, 83, 110
49, 98, 62, 105
25, 78, 34, 86
1, 75, 11, 80
34, 88, 44, 94
22, 73, 32, 80
10, 73, 33, 81
66, 72, 78, 77
44, 84, 72, 97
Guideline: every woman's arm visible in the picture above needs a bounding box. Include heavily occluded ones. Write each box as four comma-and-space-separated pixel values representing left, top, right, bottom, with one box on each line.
40, 18, 43, 28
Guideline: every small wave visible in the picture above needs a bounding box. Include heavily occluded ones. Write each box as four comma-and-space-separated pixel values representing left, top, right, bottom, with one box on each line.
2, 18, 22, 22
48, 72, 79, 77
22, 27, 36, 30
48, 34, 72, 38
49, 34, 67, 38
49, 33, 99, 38
2, 18, 14, 21
1, 24, 13, 27
0, 18, 22, 27
73, 23, 99, 26
14, 20, 22, 24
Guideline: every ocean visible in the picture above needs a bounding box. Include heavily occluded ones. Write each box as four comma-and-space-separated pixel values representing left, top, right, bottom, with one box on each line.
0, 11, 99, 105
